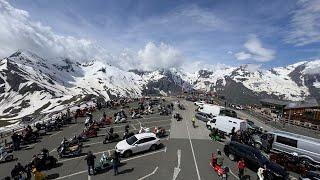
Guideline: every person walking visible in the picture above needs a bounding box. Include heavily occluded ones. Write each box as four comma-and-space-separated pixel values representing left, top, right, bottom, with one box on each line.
84, 151, 96, 176
191, 117, 196, 128
112, 151, 121, 176
237, 158, 246, 179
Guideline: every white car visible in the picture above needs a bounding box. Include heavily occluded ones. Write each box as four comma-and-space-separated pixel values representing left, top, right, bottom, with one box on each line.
115, 133, 160, 157
194, 101, 205, 107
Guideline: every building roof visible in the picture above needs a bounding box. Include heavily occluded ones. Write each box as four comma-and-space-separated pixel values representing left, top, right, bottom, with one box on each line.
284, 98, 319, 109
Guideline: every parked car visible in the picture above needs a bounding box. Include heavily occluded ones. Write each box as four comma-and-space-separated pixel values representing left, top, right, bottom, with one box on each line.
194, 101, 206, 107
115, 133, 161, 158
299, 171, 320, 180
195, 112, 215, 122
260, 131, 320, 166
224, 141, 288, 179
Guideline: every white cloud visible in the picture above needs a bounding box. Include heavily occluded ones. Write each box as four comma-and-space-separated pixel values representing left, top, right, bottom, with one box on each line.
285, 0, 320, 46
181, 61, 231, 73
138, 42, 184, 70
234, 52, 252, 60
244, 64, 262, 72
235, 35, 275, 62
0, 0, 112, 63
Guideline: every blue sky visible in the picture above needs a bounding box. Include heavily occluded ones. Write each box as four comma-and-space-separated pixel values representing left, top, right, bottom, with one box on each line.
1, 0, 320, 70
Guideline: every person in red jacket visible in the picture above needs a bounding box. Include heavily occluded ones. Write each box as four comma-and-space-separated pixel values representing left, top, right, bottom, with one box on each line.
237, 158, 246, 179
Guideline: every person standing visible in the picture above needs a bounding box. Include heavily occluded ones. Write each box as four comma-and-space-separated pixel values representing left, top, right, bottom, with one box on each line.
84, 151, 96, 176
216, 150, 224, 166
237, 158, 246, 179
113, 151, 120, 176
191, 117, 196, 128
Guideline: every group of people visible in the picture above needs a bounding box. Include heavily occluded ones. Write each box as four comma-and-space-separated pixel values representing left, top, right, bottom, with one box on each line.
85, 150, 121, 176
9, 162, 45, 180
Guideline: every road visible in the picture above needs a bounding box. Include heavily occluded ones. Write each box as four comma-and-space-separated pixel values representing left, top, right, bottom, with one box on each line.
1, 99, 299, 180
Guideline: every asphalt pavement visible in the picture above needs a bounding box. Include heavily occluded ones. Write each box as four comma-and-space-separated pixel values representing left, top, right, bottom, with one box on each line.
1, 99, 300, 180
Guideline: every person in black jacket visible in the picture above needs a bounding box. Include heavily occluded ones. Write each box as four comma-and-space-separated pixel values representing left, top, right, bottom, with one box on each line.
112, 151, 120, 176
84, 151, 96, 175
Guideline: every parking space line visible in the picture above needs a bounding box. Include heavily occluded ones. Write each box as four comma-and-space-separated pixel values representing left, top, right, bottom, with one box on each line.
185, 120, 201, 180
131, 124, 137, 130
137, 166, 158, 180
49, 148, 56, 154
50, 131, 62, 137
58, 149, 115, 163
56, 148, 166, 179
69, 124, 77, 128
229, 169, 240, 180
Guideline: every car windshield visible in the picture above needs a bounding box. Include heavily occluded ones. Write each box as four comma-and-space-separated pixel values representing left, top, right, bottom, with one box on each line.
126, 135, 138, 145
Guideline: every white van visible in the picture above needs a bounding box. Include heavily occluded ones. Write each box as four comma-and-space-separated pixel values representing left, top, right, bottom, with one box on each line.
206, 116, 247, 135
199, 104, 237, 118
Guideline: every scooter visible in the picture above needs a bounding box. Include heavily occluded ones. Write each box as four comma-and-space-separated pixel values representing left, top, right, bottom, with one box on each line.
210, 153, 229, 179
0, 147, 14, 162
31, 153, 57, 170
94, 153, 112, 172
57, 145, 82, 158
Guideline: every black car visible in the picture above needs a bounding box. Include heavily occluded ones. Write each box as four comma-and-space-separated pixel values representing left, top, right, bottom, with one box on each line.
224, 141, 288, 179
299, 171, 320, 180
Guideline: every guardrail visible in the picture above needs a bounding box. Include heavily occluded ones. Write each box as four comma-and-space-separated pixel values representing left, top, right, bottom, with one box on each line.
247, 109, 320, 132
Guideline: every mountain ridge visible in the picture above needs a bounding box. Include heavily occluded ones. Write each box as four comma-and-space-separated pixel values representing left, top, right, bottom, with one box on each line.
0, 50, 319, 120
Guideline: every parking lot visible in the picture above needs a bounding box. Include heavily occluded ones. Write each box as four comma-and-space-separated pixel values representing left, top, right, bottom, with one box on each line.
1, 99, 300, 180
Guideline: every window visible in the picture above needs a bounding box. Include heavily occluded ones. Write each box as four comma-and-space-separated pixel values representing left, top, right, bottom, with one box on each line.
276, 136, 297, 148
126, 136, 138, 145
137, 137, 156, 144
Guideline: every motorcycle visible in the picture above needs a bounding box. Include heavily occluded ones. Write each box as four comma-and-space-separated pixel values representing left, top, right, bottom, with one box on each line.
210, 153, 229, 179
30, 153, 57, 170
139, 126, 150, 134
57, 145, 82, 158
114, 116, 127, 124
153, 127, 166, 138
131, 112, 142, 119
123, 131, 135, 139
103, 132, 120, 144
178, 104, 185, 110
94, 153, 112, 172
0, 147, 14, 162
79, 128, 98, 138
20, 131, 39, 145
173, 113, 182, 121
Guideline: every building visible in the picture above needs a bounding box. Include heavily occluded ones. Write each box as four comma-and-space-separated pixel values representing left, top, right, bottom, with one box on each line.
283, 99, 320, 125
260, 98, 320, 124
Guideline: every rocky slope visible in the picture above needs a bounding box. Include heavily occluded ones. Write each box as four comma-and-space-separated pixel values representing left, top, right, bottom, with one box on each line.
0, 50, 319, 120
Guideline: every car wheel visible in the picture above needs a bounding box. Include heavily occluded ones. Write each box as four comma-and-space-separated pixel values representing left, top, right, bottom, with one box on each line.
150, 144, 157, 151
123, 150, 132, 158
254, 143, 262, 150
228, 153, 235, 161
5, 155, 13, 161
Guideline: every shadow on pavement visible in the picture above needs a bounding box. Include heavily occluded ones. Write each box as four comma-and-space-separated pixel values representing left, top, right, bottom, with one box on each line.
118, 167, 134, 175
46, 173, 59, 179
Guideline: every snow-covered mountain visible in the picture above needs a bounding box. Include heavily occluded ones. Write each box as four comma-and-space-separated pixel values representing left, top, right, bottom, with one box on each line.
0, 50, 319, 120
